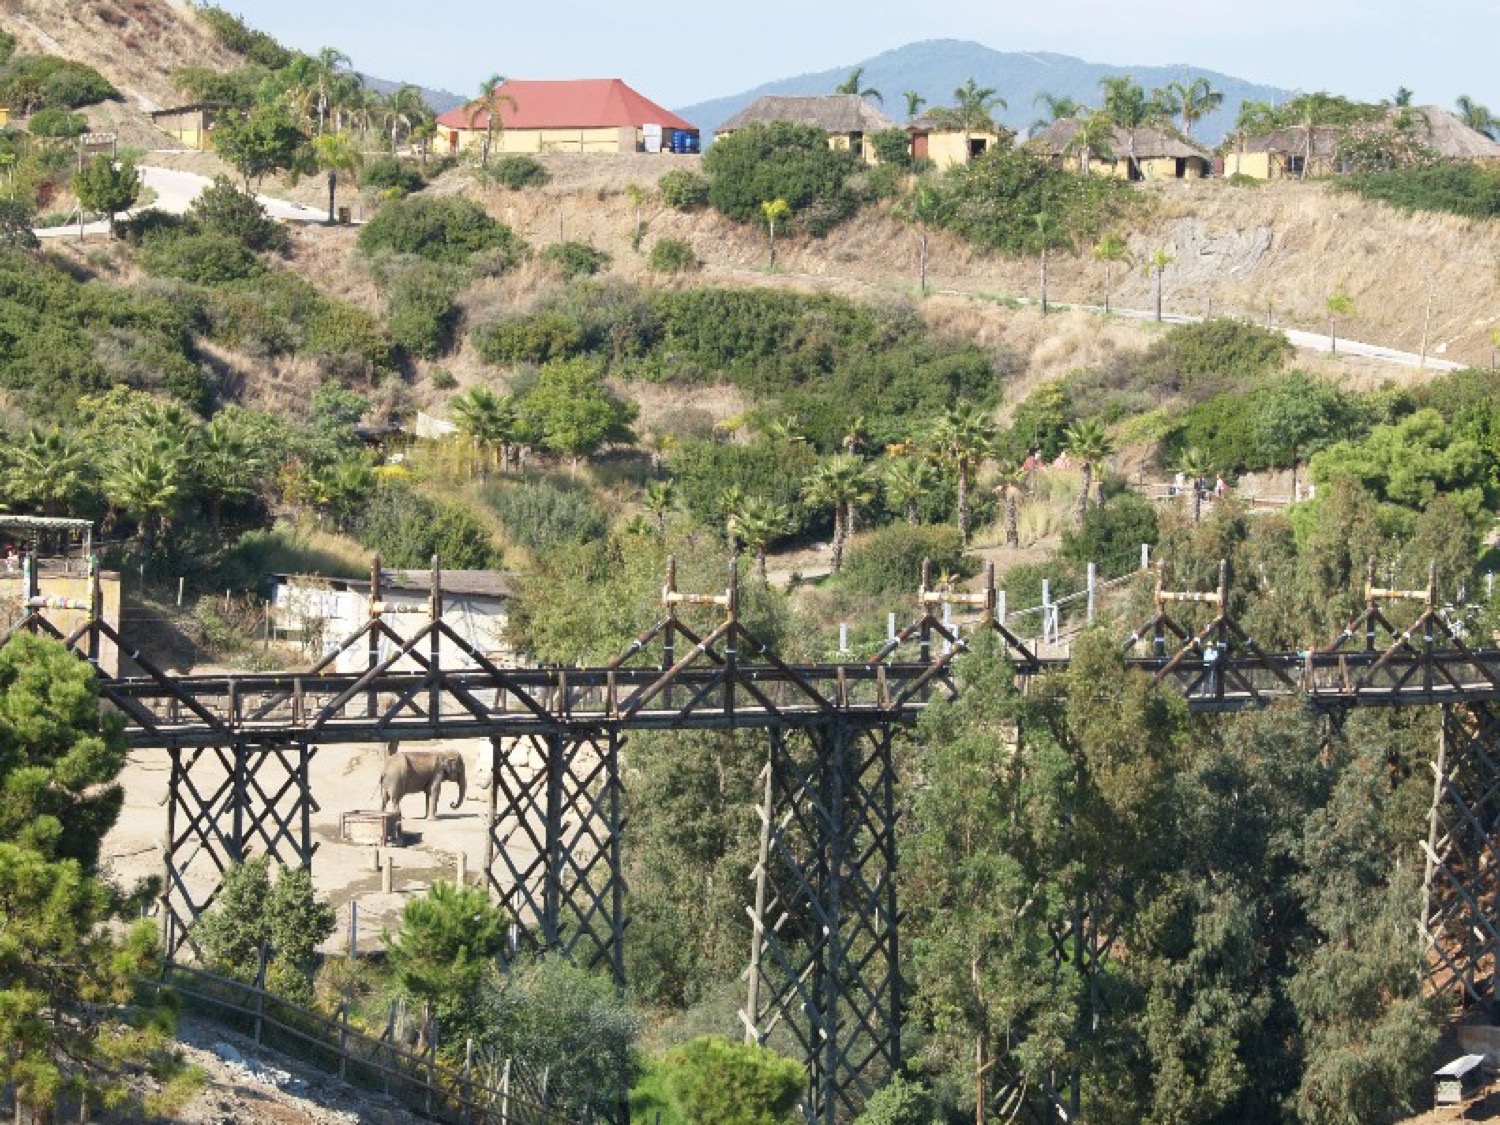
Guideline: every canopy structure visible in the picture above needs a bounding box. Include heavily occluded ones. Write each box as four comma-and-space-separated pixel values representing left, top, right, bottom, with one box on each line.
0, 516, 93, 558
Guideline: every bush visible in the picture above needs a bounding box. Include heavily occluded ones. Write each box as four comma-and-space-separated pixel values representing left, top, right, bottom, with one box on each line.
0, 56, 118, 112
357, 195, 527, 268
854, 1075, 942, 1125
1139, 317, 1293, 386
354, 483, 502, 569
839, 523, 973, 596
870, 127, 913, 167
1340, 160, 1500, 220
482, 476, 609, 555
473, 309, 587, 365
1060, 492, 1158, 577
648, 237, 699, 273
195, 5, 295, 68
0, 199, 37, 250
541, 240, 610, 280
383, 261, 462, 359
703, 121, 862, 236
25, 108, 86, 138
141, 230, 265, 285
386, 881, 508, 1047
486, 154, 550, 189
359, 155, 425, 195
671, 438, 819, 535
658, 167, 709, 209
189, 175, 290, 253
660, 1036, 803, 1125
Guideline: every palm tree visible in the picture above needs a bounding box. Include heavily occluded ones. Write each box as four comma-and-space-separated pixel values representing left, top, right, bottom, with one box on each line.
471, 74, 518, 167
993, 459, 1027, 547
766, 415, 806, 447
310, 47, 352, 134
803, 455, 874, 573
883, 456, 937, 525
105, 439, 182, 560
1288, 91, 1341, 179
1064, 418, 1115, 522
733, 497, 793, 583
1456, 95, 1498, 139
1093, 232, 1131, 314
1162, 77, 1223, 138
449, 386, 516, 474
642, 479, 677, 535
312, 131, 362, 223
835, 67, 882, 104
1098, 75, 1163, 179
1063, 110, 1116, 175
761, 198, 790, 268
383, 84, 433, 154
199, 414, 267, 533
720, 485, 748, 554
1387, 86, 1415, 108
1175, 446, 1212, 524
1326, 289, 1356, 354
1031, 91, 1083, 132
1143, 247, 1174, 321
5, 427, 89, 517
1232, 99, 1279, 161
925, 404, 993, 543
928, 78, 1007, 160
903, 90, 926, 121
1031, 210, 1063, 314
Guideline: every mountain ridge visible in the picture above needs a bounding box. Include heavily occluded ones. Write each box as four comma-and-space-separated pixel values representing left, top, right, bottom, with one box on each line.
675, 38, 1292, 146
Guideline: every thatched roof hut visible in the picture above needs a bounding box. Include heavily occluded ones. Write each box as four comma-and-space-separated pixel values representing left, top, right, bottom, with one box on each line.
1029, 118, 1211, 162
717, 95, 897, 136
1405, 105, 1500, 159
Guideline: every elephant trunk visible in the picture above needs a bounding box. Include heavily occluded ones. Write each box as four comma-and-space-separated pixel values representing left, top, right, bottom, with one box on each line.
451, 756, 467, 809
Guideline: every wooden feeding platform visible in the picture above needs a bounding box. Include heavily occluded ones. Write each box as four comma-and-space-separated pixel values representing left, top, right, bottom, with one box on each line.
339, 809, 402, 847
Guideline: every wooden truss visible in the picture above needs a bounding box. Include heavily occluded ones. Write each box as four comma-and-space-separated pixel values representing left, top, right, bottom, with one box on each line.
1423, 703, 1500, 1012
740, 724, 901, 1124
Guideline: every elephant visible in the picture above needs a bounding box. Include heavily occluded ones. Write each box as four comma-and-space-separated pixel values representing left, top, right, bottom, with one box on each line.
379, 744, 467, 819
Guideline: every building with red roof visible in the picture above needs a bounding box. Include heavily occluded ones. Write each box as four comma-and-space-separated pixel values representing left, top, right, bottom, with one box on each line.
436, 78, 699, 157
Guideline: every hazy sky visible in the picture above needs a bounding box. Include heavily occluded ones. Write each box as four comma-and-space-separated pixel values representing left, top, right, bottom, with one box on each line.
229, 0, 1495, 111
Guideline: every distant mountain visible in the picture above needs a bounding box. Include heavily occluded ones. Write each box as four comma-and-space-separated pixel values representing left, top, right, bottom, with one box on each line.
676, 39, 1291, 148
353, 72, 467, 116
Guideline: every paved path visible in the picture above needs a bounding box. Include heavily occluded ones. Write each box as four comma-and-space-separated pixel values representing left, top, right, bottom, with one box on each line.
34, 165, 324, 239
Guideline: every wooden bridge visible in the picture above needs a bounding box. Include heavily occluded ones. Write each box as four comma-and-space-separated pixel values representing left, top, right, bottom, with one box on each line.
6, 550, 1500, 1124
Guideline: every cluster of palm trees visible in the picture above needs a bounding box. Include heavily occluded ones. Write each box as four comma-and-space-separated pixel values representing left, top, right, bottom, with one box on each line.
258, 46, 438, 155
1029, 75, 1225, 178
639, 406, 1120, 583
0, 409, 272, 561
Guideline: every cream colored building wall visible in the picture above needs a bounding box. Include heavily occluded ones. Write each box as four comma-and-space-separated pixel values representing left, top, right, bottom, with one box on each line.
1223, 152, 1271, 178
0, 570, 121, 676
923, 132, 1003, 169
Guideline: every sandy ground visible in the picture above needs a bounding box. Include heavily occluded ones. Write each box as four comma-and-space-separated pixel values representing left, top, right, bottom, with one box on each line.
102, 736, 533, 960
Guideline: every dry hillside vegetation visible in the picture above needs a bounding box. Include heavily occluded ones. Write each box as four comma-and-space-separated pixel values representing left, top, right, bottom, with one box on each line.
1, 0, 240, 108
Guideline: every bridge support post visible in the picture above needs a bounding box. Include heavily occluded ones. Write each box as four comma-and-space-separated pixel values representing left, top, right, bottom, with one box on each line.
1423, 703, 1500, 1015
161, 739, 320, 957
743, 723, 901, 1123
486, 729, 626, 984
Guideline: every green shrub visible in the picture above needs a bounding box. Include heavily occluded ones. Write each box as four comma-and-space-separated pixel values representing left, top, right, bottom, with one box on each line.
839, 523, 972, 596
0, 30, 15, 66
659, 1036, 803, 1125
189, 175, 290, 253
473, 309, 587, 365
209, 270, 395, 380
354, 483, 502, 569
359, 154, 425, 195
0, 199, 37, 250
357, 195, 526, 268
671, 438, 818, 535
195, 5, 295, 68
482, 476, 609, 555
703, 120, 862, 235
386, 881, 508, 1048
1340, 160, 1500, 220
541, 240, 610, 280
658, 167, 709, 209
648, 237, 699, 273
854, 1075, 942, 1125
1060, 492, 1158, 576
1140, 317, 1293, 386
141, 230, 264, 285
486, 154, 550, 189
0, 56, 118, 112
383, 262, 462, 359
999, 560, 1083, 631
25, 108, 86, 138
1225, 172, 1263, 187
870, 127, 913, 167
429, 368, 458, 390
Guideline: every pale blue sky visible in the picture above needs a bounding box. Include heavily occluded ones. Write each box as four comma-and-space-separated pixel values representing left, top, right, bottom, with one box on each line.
228, 0, 1495, 113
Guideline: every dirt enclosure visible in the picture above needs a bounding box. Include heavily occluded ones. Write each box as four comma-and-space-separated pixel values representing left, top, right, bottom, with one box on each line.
102, 736, 552, 956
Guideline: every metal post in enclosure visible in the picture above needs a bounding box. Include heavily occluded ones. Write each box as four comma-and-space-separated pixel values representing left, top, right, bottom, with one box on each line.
742, 724, 900, 1122
1423, 703, 1500, 1016
1087, 562, 1097, 623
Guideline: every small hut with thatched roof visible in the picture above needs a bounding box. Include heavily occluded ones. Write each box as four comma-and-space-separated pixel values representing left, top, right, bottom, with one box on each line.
1029, 118, 1211, 180
1224, 105, 1500, 179
715, 94, 897, 162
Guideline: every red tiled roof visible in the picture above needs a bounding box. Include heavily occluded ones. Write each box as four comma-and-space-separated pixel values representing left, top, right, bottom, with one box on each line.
436, 78, 696, 133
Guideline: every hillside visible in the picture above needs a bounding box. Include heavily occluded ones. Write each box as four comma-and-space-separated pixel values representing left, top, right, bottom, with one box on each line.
676, 38, 1291, 145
